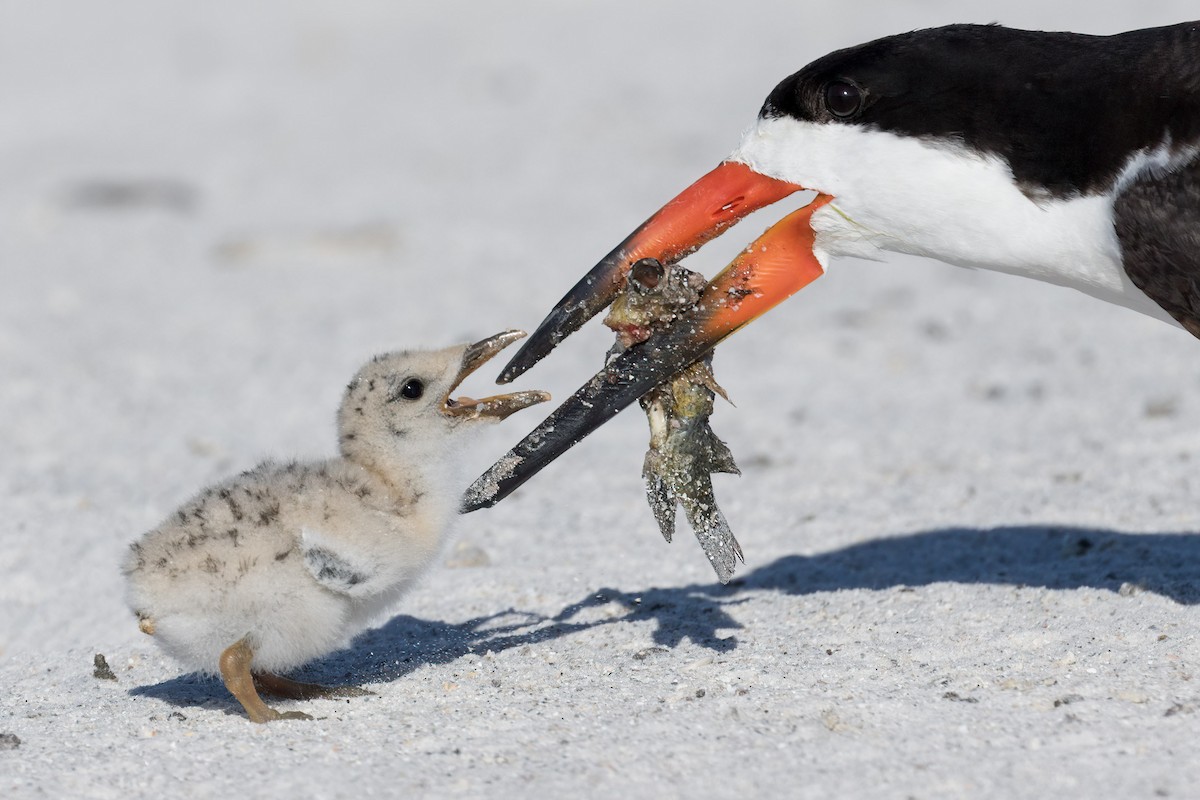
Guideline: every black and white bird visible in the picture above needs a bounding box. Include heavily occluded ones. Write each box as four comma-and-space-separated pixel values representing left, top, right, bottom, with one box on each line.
463, 21, 1200, 511
125, 331, 547, 722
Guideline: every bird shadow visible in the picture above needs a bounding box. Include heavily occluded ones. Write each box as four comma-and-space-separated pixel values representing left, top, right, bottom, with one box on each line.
130, 524, 1200, 710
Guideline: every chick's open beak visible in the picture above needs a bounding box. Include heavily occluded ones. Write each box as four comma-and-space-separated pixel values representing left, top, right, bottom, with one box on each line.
462, 160, 834, 511
444, 330, 550, 420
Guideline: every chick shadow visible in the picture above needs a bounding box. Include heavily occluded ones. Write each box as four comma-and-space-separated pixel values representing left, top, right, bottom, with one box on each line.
131, 524, 1200, 709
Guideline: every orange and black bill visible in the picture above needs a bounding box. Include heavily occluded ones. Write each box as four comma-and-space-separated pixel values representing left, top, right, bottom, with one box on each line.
461, 184, 833, 513
497, 161, 802, 384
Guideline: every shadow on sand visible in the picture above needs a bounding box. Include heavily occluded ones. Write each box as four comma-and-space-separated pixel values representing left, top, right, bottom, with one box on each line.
131, 524, 1200, 710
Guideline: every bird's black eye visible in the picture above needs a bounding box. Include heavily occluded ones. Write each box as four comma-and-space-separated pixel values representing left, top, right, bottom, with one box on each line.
825, 80, 862, 118
399, 378, 424, 400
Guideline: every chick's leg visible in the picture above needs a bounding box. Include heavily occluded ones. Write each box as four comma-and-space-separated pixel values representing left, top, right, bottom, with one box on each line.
254, 672, 373, 700
218, 637, 312, 723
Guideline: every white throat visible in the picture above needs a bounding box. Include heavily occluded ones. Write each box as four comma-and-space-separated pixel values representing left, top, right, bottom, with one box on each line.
730, 115, 1179, 325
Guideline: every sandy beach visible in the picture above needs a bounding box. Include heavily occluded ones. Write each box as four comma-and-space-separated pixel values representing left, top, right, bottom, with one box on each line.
4, 2, 1200, 796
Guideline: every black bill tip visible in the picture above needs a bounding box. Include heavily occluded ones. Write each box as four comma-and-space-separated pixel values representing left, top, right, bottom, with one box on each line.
497, 245, 630, 385
461, 315, 714, 513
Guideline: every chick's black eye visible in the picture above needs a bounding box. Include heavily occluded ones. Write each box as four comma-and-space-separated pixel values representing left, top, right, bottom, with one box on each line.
399, 378, 424, 400
825, 80, 862, 118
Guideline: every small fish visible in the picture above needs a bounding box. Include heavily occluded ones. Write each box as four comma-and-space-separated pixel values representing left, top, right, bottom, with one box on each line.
604, 258, 744, 582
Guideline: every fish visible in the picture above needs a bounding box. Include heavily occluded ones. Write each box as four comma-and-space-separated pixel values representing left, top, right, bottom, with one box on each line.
603, 258, 744, 582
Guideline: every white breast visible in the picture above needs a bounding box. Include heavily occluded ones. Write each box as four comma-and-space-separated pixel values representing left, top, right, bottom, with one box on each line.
730, 115, 1179, 325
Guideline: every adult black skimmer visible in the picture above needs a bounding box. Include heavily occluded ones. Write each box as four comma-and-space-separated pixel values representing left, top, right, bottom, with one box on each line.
462, 21, 1200, 512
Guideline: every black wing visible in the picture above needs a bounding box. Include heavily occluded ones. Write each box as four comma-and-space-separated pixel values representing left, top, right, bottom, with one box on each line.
1115, 154, 1200, 337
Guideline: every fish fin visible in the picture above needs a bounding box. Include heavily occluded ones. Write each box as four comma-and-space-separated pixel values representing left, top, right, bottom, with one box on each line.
677, 478, 742, 583
643, 453, 677, 543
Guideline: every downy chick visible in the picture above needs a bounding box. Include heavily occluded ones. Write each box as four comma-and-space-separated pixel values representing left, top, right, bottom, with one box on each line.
124, 331, 548, 722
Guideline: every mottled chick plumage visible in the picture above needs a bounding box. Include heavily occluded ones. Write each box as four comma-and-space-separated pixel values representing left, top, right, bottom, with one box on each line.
124, 332, 547, 722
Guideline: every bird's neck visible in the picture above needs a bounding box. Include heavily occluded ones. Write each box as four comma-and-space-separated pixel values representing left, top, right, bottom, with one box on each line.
343, 433, 466, 515
736, 116, 1188, 325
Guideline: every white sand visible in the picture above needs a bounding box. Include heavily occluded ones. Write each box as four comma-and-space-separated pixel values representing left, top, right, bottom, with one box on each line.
4, 2, 1200, 797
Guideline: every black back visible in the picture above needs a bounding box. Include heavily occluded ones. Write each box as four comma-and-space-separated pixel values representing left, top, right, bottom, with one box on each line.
762, 22, 1200, 199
